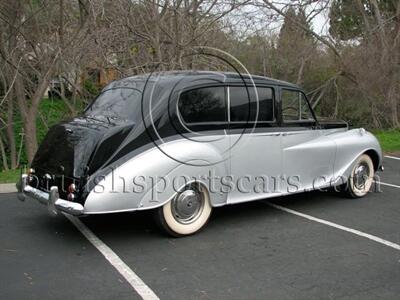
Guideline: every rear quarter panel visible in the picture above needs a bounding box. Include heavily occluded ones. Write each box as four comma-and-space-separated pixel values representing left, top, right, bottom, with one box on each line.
83, 138, 229, 214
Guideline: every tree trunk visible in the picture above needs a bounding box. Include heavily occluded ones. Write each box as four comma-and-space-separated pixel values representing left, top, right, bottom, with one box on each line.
24, 113, 38, 164
14, 76, 39, 164
388, 86, 399, 128
14, 53, 56, 163
296, 58, 306, 85
0, 133, 9, 170
24, 77, 50, 164
6, 92, 17, 169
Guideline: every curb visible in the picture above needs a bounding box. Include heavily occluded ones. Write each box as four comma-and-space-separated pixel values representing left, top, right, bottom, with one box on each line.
0, 183, 17, 193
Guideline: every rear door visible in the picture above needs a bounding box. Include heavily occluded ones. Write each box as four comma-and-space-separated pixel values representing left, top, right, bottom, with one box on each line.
228, 85, 282, 203
177, 85, 230, 166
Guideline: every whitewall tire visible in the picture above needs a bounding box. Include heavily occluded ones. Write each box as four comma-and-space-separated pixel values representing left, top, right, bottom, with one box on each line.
155, 183, 212, 237
345, 154, 375, 198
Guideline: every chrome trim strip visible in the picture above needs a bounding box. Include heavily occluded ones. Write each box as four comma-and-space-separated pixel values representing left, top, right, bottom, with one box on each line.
281, 132, 304, 136
249, 132, 281, 137
227, 86, 231, 123
17, 174, 84, 216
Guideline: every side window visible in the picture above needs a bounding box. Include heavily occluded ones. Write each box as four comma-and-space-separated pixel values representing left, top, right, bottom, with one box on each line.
229, 86, 274, 122
178, 87, 226, 123
281, 89, 314, 122
258, 87, 274, 121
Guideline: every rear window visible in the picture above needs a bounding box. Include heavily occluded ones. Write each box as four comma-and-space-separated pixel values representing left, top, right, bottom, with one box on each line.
178, 87, 227, 123
85, 88, 141, 121
229, 86, 274, 122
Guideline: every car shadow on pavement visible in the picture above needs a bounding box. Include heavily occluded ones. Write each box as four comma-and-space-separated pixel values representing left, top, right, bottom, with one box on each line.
79, 190, 343, 241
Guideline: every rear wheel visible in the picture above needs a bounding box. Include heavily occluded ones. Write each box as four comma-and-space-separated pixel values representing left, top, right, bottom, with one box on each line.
155, 183, 212, 237
343, 154, 374, 198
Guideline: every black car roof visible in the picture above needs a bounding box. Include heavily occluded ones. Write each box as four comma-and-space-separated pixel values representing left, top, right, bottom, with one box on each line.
217, 71, 300, 88
105, 70, 300, 91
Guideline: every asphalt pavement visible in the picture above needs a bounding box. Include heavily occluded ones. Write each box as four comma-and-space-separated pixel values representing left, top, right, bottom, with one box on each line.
1, 157, 399, 300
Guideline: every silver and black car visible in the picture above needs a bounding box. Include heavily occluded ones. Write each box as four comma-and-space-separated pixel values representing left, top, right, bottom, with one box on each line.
18, 71, 383, 236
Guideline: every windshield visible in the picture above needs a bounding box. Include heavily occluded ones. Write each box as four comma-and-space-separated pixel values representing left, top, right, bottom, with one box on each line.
85, 88, 141, 121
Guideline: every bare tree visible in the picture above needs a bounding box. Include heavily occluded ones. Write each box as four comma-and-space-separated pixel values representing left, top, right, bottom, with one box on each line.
0, 0, 102, 163
258, 0, 400, 128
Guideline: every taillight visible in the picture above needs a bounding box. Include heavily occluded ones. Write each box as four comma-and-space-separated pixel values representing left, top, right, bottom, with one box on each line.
27, 168, 35, 183
67, 193, 76, 201
68, 183, 76, 193
67, 183, 76, 201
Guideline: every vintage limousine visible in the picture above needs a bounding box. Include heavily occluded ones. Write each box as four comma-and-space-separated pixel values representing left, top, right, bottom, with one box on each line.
17, 71, 383, 236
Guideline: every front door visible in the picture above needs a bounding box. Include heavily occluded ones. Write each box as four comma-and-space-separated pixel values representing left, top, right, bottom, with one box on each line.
280, 89, 336, 193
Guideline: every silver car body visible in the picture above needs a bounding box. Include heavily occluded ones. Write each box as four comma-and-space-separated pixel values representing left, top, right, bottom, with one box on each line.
18, 71, 383, 215
83, 127, 381, 214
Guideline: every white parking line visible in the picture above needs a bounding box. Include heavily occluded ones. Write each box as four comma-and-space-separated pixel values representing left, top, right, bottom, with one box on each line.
379, 181, 400, 189
385, 155, 400, 160
64, 214, 159, 300
63, 178, 400, 299
266, 203, 400, 251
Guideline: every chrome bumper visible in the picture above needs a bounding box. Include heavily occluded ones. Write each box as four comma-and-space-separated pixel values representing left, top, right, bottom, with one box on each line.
17, 174, 84, 216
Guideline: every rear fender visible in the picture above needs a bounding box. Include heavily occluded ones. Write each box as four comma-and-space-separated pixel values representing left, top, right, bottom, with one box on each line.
83, 139, 228, 214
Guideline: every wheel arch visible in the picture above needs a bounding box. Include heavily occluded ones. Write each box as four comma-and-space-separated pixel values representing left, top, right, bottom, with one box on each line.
363, 149, 380, 171
329, 129, 382, 183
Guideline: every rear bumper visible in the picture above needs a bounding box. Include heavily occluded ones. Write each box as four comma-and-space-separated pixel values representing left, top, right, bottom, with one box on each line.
17, 174, 84, 216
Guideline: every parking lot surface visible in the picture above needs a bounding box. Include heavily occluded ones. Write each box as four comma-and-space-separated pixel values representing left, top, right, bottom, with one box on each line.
1, 157, 399, 300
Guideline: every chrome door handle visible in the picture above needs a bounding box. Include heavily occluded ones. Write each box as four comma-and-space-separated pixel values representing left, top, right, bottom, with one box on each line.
282, 132, 300, 136
253, 132, 281, 137
262, 132, 281, 136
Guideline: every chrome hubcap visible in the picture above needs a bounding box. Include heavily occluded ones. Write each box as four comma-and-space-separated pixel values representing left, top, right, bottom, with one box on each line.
171, 186, 204, 224
353, 162, 370, 190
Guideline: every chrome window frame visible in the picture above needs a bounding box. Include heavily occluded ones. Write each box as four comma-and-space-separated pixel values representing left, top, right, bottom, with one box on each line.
176, 83, 278, 128
176, 85, 229, 126
280, 87, 317, 125
227, 85, 277, 125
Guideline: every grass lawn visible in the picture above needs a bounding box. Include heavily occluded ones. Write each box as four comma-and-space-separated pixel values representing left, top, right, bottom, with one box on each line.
0, 169, 21, 184
373, 129, 400, 153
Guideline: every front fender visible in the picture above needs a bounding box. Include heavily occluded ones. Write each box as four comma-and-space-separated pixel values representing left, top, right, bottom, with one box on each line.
329, 128, 382, 182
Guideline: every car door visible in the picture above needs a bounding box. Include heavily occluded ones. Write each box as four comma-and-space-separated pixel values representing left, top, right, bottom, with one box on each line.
280, 88, 336, 193
176, 85, 231, 166
228, 85, 282, 204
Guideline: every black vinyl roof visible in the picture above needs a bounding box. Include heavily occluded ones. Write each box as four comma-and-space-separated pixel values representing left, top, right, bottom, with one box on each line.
104, 70, 300, 91
213, 71, 300, 88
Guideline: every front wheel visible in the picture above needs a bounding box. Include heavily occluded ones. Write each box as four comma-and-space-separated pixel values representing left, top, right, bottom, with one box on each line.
343, 154, 375, 198
155, 183, 212, 237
